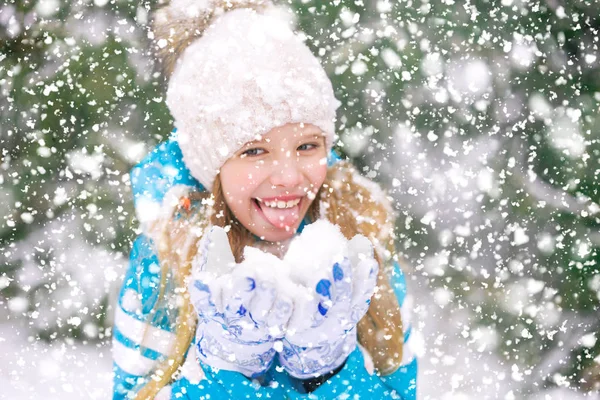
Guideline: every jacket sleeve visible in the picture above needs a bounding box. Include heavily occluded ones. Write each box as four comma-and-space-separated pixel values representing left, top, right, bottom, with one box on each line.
112, 234, 233, 400
114, 136, 219, 398
112, 234, 179, 399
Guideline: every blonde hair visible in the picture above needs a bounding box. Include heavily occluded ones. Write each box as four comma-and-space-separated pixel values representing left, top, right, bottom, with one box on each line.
134, 162, 403, 398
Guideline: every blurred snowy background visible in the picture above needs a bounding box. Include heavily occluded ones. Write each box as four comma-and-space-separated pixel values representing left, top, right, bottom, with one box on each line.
1, 0, 599, 398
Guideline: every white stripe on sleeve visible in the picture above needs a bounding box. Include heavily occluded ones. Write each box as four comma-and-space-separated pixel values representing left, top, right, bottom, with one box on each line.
112, 339, 159, 376
115, 306, 176, 355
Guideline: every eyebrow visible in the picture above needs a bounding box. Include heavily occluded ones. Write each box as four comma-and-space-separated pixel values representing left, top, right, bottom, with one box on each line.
300, 134, 326, 142
244, 134, 324, 146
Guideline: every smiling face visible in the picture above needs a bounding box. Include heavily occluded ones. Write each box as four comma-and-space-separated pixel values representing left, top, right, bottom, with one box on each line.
219, 123, 328, 242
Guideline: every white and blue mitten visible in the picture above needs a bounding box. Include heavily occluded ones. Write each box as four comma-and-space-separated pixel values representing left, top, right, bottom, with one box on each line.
278, 220, 379, 379
188, 226, 293, 378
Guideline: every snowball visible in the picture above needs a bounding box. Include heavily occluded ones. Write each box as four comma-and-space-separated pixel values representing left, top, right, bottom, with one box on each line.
284, 220, 347, 282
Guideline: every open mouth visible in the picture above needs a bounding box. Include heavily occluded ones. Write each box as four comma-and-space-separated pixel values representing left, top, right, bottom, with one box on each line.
253, 196, 304, 229
256, 198, 301, 209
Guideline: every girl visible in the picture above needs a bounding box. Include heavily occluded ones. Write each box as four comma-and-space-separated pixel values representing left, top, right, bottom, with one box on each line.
112, 1, 417, 399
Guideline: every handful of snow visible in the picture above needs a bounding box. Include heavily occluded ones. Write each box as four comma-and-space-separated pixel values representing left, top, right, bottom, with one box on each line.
190, 220, 375, 331
284, 219, 349, 286
192, 220, 352, 280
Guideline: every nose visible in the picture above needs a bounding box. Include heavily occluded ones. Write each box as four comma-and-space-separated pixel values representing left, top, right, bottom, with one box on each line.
268, 156, 303, 188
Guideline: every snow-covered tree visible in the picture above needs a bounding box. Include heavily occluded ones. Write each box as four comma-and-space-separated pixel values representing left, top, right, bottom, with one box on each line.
0, 0, 169, 341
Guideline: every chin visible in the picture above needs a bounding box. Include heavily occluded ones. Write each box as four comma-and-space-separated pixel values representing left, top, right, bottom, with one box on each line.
254, 226, 297, 243
268, 230, 296, 242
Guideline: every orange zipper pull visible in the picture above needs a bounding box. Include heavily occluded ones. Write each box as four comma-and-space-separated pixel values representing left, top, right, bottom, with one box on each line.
179, 196, 191, 211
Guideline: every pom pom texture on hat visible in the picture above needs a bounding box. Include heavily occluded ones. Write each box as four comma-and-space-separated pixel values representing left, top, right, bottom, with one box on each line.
152, 0, 272, 76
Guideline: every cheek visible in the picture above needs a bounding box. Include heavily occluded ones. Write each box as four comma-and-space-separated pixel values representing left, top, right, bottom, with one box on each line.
307, 163, 328, 189
222, 165, 249, 190
223, 185, 249, 206
221, 172, 262, 204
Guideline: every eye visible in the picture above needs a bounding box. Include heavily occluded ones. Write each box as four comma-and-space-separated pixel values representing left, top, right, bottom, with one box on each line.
240, 148, 266, 158
297, 142, 320, 152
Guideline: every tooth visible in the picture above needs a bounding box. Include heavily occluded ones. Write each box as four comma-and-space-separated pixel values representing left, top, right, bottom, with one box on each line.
277, 201, 286, 208
286, 200, 294, 207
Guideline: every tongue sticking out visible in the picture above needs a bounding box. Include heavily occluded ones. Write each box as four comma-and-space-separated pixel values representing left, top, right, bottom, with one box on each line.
259, 201, 301, 229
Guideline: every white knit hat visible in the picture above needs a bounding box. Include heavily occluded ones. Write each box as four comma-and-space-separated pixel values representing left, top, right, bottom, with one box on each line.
158, 1, 341, 190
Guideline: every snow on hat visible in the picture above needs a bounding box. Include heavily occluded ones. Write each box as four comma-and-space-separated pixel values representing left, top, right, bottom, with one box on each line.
153, 0, 341, 190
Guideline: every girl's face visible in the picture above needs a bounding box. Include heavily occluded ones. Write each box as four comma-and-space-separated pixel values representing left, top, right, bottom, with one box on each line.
219, 123, 328, 242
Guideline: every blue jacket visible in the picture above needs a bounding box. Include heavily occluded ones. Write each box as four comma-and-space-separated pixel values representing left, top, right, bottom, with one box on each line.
113, 137, 418, 399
